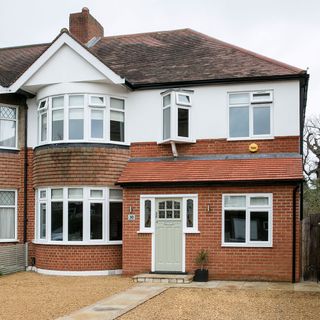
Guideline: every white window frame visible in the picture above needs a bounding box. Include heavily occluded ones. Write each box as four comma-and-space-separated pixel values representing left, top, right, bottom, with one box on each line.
139, 194, 198, 234
109, 97, 125, 143
222, 193, 273, 248
36, 94, 127, 146
108, 188, 123, 242
227, 90, 273, 141
38, 99, 48, 143
34, 187, 122, 245
0, 104, 18, 150
0, 189, 18, 242
160, 91, 194, 144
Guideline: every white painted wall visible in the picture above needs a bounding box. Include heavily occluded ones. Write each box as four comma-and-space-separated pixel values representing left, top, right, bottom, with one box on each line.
27, 80, 300, 148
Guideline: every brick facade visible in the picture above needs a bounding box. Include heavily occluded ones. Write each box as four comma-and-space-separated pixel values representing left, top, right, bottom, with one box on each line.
130, 136, 300, 158
122, 185, 300, 282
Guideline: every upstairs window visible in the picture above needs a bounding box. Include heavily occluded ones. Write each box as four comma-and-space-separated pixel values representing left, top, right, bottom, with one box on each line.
229, 91, 272, 139
37, 94, 125, 145
0, 105, 18, 149
161, 91, 192, 143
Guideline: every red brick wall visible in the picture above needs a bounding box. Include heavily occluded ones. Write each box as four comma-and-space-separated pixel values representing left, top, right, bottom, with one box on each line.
130, 136, 300, 158
32, 244, 122, 271
33, 146, 130, 187
122, 185, 300, 281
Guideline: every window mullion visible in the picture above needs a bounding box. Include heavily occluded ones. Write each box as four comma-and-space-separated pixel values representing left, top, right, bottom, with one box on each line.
63, 188, 68, 242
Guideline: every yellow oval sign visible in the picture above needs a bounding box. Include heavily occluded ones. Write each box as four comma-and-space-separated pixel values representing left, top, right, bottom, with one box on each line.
249, 143, 258, 153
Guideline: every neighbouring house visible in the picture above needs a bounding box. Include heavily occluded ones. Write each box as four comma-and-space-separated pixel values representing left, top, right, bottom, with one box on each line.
0, 8, 309, 281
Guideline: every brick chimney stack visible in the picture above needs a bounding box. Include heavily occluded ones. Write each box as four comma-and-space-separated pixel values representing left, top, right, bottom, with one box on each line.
69, 7, 104, 44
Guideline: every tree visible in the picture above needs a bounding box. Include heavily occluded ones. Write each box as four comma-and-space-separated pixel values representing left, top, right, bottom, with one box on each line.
303, 115, 320, 215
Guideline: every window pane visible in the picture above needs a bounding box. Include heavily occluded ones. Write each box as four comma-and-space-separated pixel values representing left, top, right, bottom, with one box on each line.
39, 101, 47, 110
229, 93, 250, 105
0, 106, 16, 119
91, 110, 104, 139
69, 95, 84, 107
90, 203, 103, 240
253, 106, 270, 135
144, 200, 151, 228
163, 107, 170, 140
252, 92, 272, 103
91, 96, 104, 105
110, 111, 124, 142
109, 202, 122, 241
178, 94, 190, 104
229, 107, 249, 137
51, 189, 63, 200
90, 190, 103, 198
69, 108, 84, 140
39, 190, 46, 199
163, 95, 171, 107
40, 113, 47, 141
40, 203, 46, 239
187, 199, 193, 228
0, 208, 15, 239
178, 108, 189, 137
0, 191, 15, 206
109, 189, 123, 200
250, 211, 269, 241
224, 196, 246, 208
0, 119, 16, 147
68, 188, 83, 199
52, 96, 64, 109
224, 210, 246, 243
110, 98, 124, 110
51, 202, 63, 241
68, 201, 83, 241
52, 109, 64, 141
250, 197, 269, 206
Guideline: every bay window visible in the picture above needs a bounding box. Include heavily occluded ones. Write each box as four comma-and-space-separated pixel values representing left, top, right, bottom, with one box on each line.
0, 190, 17, 242
0, 105, 18, 149
36, 187, 123, 244
161, 91, 193, 143
228, 91, 272, 139
37, 94, 125, 145
222, 194, 272, 247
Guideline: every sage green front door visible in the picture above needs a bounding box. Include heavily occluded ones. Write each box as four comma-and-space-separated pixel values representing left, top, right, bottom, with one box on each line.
155, 199, 182, 272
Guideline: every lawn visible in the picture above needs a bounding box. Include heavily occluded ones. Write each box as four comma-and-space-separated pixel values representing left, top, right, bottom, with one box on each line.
0, 272, 133, 320
120, 287, 320, 320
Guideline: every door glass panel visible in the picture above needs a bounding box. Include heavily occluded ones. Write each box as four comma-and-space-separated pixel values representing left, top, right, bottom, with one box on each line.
166, 201, 172, 209
167, 210, 173, 219
187, 199, 194, 227
174, 210, 180, 219
144, 200, 151, 228
158, 210, 165, 219
159, 202, 165, 210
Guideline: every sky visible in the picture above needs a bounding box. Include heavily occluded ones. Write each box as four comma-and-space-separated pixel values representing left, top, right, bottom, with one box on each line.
0, 0, 319, 116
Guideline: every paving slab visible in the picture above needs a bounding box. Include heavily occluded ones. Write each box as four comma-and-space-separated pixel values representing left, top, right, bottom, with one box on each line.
57, 285, 167, 320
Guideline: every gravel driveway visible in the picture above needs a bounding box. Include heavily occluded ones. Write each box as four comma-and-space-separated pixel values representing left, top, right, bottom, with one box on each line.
120, 287, 320, 320
0, 272, 133, 320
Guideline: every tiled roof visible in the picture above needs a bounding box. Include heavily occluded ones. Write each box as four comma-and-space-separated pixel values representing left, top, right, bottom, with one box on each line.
0, 29, 305, 88
117, 157, 303, 184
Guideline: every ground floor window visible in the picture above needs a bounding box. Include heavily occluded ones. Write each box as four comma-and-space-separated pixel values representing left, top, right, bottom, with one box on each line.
36, 187, 122, 244
222, 193, 272, 247
0, 190, 17, 241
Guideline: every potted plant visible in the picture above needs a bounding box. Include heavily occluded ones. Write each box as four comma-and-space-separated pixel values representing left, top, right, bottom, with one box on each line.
194, 249, 209, 282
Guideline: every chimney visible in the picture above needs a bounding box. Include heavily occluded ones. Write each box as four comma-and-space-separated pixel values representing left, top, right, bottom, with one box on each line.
69, 7, 104, 44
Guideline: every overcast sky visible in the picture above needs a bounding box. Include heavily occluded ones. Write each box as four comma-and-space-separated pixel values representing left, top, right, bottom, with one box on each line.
0, 0, 318, 116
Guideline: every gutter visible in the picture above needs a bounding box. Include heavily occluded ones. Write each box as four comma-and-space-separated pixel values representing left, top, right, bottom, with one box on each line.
292, 185, 300, 283
23, 105, 28, 244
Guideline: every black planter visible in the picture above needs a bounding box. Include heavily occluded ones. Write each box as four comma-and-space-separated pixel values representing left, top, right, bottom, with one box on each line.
194, 269, 209, 282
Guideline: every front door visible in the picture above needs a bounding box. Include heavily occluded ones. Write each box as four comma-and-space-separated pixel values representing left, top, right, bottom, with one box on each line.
155, 199, 182, 272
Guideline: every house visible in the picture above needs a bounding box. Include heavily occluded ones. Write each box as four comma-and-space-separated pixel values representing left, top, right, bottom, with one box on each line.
0, 8, 308, 281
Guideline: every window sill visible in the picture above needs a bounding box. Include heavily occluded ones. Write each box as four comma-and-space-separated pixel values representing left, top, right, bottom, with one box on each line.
184, 230, 200, 234
137, 230, 153, 234
32, 240, 122, 246
221, 243, 272, 248
227, 136, 274, 141
0, 239, 19, 243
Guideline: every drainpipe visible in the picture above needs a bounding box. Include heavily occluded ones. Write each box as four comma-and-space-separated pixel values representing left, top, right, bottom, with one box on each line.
292, 185, 299, 283
23, 105, 28, 244
170, 141, 178, 158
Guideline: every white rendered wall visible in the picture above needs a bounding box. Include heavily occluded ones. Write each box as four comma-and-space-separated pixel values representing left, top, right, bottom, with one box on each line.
27, 80, 300, 148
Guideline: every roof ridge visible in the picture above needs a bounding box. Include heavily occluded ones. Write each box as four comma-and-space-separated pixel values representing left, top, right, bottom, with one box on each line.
101, 28, 189, 40
188, 29, 305, 74
0, 42, 50, 51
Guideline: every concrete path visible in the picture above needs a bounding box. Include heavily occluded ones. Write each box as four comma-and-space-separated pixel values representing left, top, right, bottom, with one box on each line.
57, 285, 167, 320
57, 280, 320, 320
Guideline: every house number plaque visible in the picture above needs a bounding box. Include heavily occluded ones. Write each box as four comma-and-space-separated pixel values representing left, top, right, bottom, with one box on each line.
128, 214, 136, 221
